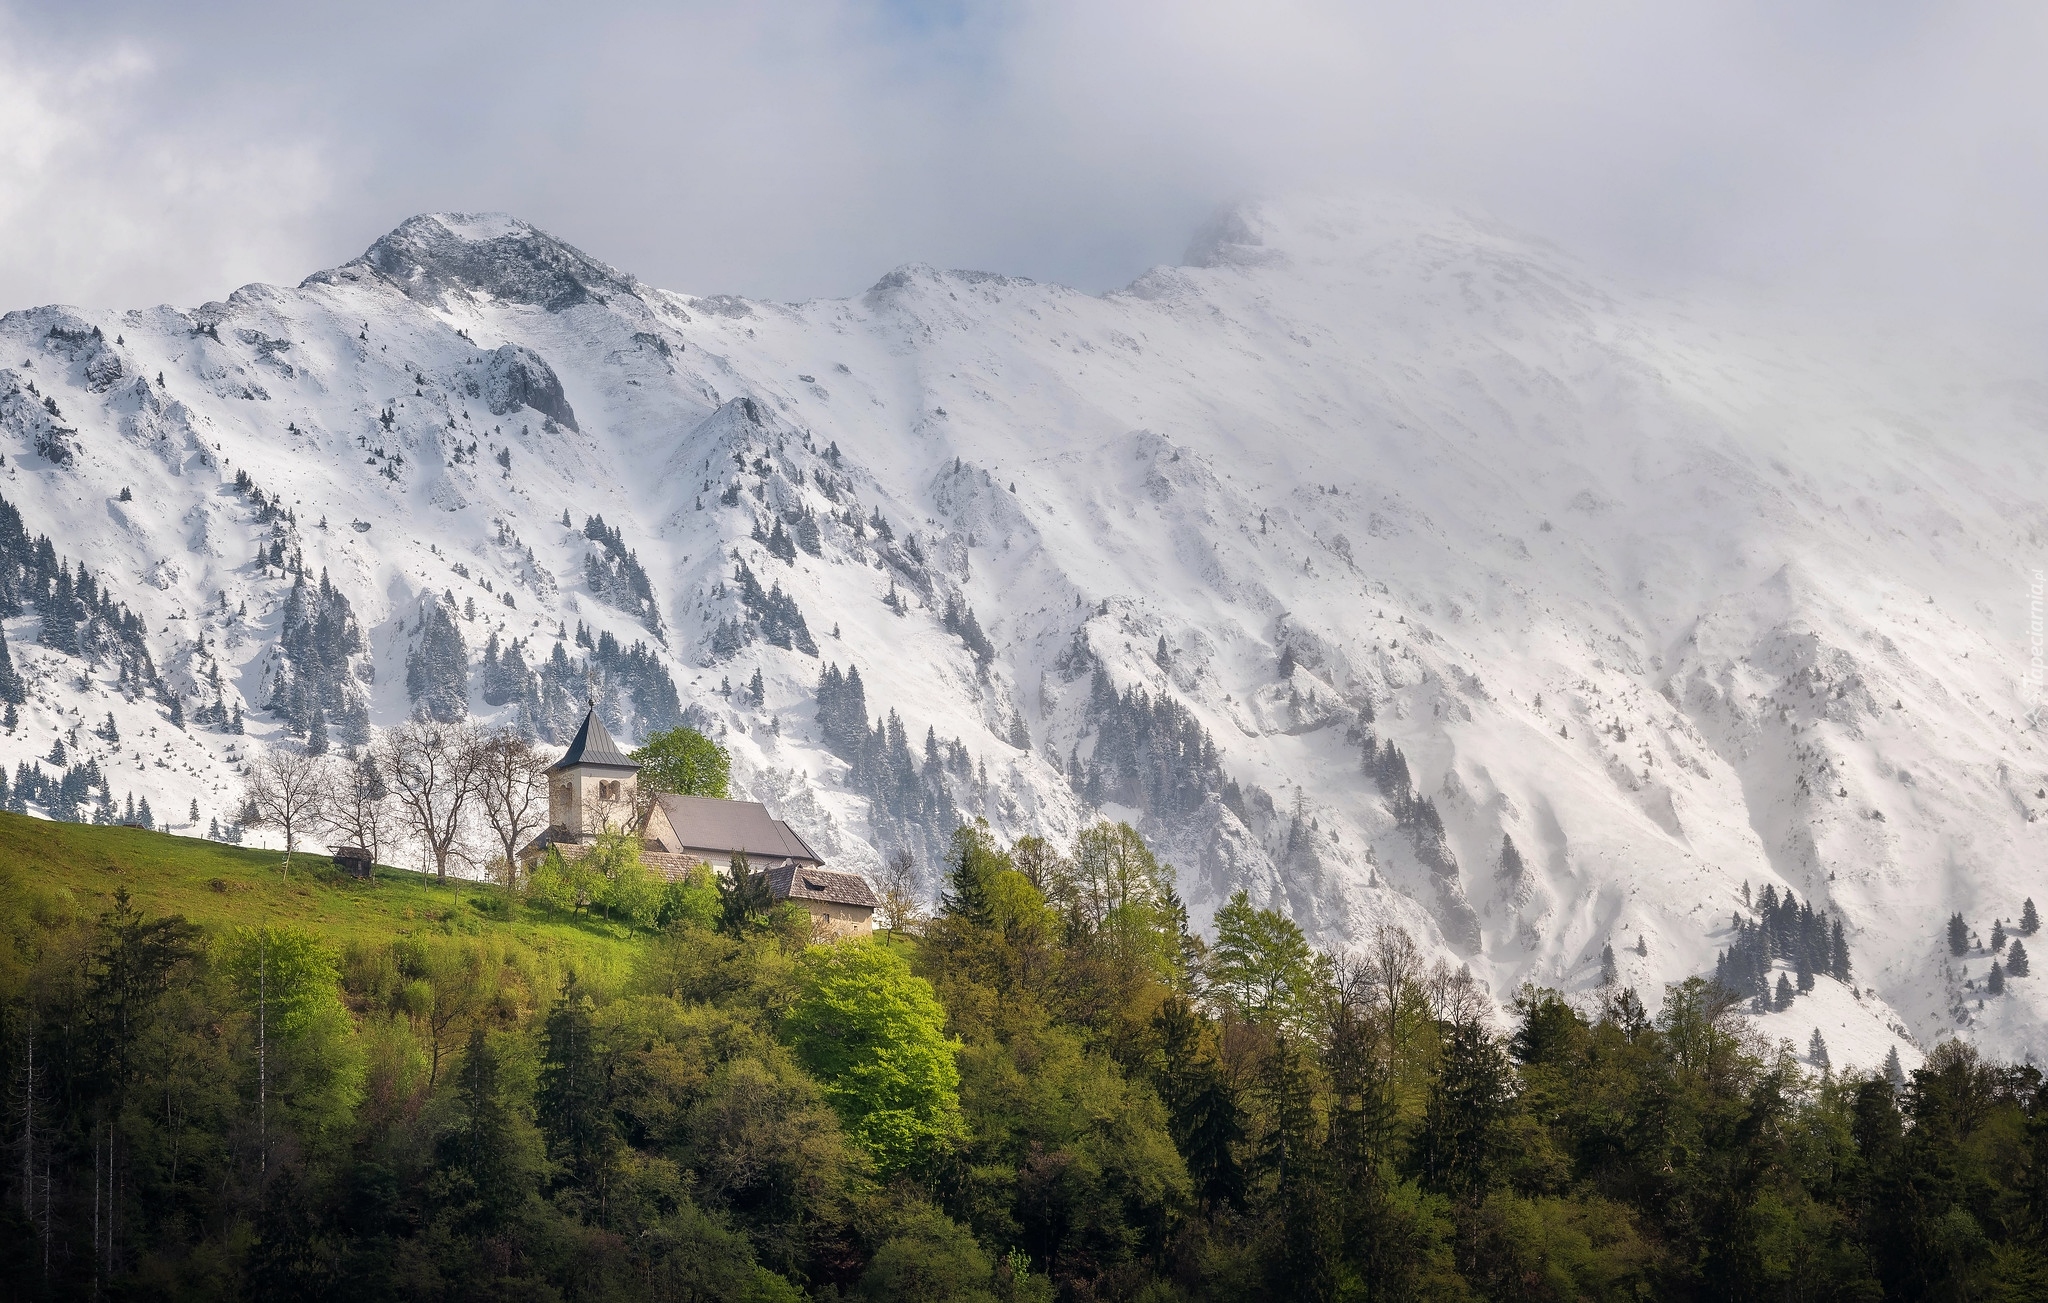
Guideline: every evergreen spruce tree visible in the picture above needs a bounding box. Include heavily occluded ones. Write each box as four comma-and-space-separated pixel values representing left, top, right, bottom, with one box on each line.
439, 1027, 522, 1232
1599, 943, 1618, 986
137, 796, 152, 830
1992, 919, 2007, 951
748, 667, 765, 706
1774, 973, 1795, 1010
2007, 940, 2030, 978
0, 633, 23, 704
2022, 898, 2040, 936
1831, 919, 1852, 982
208, 815, 220, 839
306, 708, 328, 756
538, 991, 614, 1194
1883, 1044, 1906, 1090
1947, 912, 1968, 957
3, 703, 16, 731
1808, 1028, 1830, 1070
189, 798, 199, 823
406, 599, 470, 722
1988, 961, 2005, 995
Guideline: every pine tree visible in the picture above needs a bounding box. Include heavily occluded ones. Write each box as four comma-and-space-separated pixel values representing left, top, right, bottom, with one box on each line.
439, 1027, 521, 1232
1992, 919, 2007, 951
2008, 940, 2030, 978
137, 796, 152, 830
1988, 961, 2005, 996
1808, 1028, 1830, 1070
1883, 1045, 1905, 1090
306, 708, 328, 756
3, 704, 15, 731
538, 991, 615, 1191
189, 798, 199, 823
1600, 943, 1618, 986
1831, 919, 1851, 982
406, 600, 470, 722
0, 634, 23, 704
208, 816, 220, 840
748, 667, 765, 706
2022, 898, 2040, 936
1775, 973, 1795, 1010
1947, 912, 1968, 957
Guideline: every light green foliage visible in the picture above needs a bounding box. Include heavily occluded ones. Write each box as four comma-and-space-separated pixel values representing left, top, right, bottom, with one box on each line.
1207, 889, 1333, 1035
658, 860, 722, 930
7, 815, 2048, 1300
632, 725, 731, 798
1059, 820, 1185, 984
221, 924, 365, 1141
783, 938, 965, 1176
855, 1207, 997, 1302
528, 830, 663, 927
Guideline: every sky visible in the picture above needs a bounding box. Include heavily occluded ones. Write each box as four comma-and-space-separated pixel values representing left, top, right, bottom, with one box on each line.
2, 0, 2045, 327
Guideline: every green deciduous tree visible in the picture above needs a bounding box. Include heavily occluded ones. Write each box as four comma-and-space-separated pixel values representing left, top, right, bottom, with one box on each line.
631, 725, 731, 799
1207, 889, 1333, 1036
782, 938, 964, 1177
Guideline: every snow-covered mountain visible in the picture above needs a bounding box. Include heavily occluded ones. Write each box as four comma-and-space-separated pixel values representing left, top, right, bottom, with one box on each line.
4, 195, 2044, 1070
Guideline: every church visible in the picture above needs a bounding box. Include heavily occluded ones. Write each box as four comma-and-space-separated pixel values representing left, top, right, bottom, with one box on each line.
518, 707, 877, 937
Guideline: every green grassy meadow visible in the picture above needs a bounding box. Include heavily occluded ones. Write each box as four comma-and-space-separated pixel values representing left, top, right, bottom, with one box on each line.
0, 811, 640, 976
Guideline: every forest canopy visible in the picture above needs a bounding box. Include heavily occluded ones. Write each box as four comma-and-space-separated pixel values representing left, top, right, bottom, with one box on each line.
0, 817, 2042, 1302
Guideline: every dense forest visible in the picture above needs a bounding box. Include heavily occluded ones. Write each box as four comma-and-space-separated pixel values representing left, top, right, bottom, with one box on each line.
1, 816, 2044, 1302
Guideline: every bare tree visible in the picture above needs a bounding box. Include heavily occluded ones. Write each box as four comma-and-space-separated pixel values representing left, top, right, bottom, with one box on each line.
473, 729, 555, 889
321, 749, 394, 868
875, 848, 926, 937
380, 719, 484, 880
241, 746, 329, 878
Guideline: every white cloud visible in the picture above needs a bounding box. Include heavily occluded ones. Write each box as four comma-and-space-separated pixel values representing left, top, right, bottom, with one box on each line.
2, 0, 2046, 327
0, 18, 334, 310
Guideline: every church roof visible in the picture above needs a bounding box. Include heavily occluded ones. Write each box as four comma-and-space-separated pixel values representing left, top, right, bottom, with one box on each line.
649, 793, 822, 865
548, 707, 640, 773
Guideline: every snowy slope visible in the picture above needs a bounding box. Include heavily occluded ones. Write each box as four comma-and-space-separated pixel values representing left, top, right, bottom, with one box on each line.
3, 194, 2043, 1070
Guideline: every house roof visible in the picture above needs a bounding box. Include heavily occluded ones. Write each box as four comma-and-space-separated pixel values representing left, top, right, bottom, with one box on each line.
760, 863, 878, 910
549, 707, 639, 773
650, 793, 822, 865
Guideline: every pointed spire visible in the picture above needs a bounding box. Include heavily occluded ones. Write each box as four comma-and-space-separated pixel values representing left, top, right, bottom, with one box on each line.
549, 704, 638, 772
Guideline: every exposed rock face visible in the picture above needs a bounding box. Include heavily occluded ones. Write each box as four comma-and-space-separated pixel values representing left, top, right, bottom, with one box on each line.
482, 344, 578, 432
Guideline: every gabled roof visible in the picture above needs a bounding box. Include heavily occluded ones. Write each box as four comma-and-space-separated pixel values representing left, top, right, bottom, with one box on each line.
650, 793, 822, 865
760, 863, 878, 910
548, 707, 639, 773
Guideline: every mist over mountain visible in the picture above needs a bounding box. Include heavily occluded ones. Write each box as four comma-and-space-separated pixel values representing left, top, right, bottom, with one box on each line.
4, 194, 2043, 1069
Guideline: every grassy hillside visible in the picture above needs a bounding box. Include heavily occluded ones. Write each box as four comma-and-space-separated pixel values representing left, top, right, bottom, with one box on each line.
0, 811, 640, 975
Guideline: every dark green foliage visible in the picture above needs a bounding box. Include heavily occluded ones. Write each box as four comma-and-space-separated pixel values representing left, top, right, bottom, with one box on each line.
816, 662, 965, 868
726, 558, 817, 655
404, 597, 469, 722
2023, 897, 2040, 935
1071, 666, 1232, 818
0, 490, 154, 681
3, 819, 2044, 1301
1416, 1016, 1516, 1199
538, 989, 616, 1200
1716, 885, 1846, 1009
267, 569, 370, 744
942, 594, 995, 665
1949, 910, 1969, 956
0, 632, 22, 705
716, 851, 776, 935
2010, 940, 2031, 977
582, 512, 664, 637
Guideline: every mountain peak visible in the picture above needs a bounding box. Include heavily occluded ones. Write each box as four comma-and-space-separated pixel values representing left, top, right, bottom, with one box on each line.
302, 211, 638, 312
